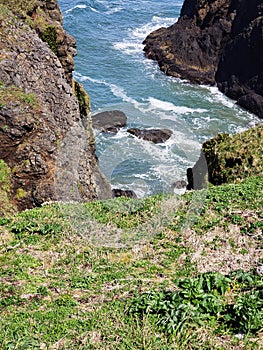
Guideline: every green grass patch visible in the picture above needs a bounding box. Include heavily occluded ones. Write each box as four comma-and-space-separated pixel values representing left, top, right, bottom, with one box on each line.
0, 82, 39, 110
0, 176, 262, 348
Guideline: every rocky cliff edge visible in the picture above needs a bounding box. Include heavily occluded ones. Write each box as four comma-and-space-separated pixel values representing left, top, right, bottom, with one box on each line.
143, 0, 263, 118
0, 1, 112, 215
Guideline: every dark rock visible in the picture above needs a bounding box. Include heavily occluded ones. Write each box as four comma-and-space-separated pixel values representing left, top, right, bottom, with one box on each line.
172, 180, 187, 189
237, 93, 263, 118
186, 152, 208, 190
143, 0, 233, 85
216, 2, 263, 118
127, 128, 173, 143
92, 110, 127, 133
143, 0, 263, 118
112, 189, 137, 198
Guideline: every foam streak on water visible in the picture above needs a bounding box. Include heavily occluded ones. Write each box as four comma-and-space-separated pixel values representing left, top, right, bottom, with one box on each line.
59, 0, 260, 197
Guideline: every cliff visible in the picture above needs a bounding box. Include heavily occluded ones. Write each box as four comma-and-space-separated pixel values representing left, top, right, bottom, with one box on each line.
143, 0, 263, 118
0, 1, 112, 215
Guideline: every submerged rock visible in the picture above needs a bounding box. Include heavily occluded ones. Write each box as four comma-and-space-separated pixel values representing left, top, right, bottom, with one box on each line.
92, 110, 127, 133
127, 128, 173, 143
143, 0, 263, 118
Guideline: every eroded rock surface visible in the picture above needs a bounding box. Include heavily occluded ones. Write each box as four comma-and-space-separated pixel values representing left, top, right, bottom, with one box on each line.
0, 2, 111, 214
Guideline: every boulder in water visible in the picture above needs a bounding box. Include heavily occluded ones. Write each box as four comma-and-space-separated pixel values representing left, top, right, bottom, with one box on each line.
127, 128, 172, 144
92, 110, 127, 133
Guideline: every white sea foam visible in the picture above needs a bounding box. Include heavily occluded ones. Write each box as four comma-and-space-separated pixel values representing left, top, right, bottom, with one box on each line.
62, 0, 261, 198
113, 15, 177, 56
147, 97, 207, 115
109, 84, 142, 110
131, 16, 177, 41
113, 42, 144, 55
204, 86, 235, 109
65, 5, 87, 13
105, 7, 123, 15
89, 6, 100, 13
74, 72, 146, 111
75, 74, 106, 85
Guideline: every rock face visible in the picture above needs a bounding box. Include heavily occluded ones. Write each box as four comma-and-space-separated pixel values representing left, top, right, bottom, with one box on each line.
92, 110, 127, 133
0, 2, 111, 214
143, 0, 263, 118
187, 124, 263, 189
2, 0, 76, 85
127, 128, 173, 143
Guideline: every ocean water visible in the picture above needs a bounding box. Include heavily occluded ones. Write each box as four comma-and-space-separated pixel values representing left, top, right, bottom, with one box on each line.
59, 0, 259, 197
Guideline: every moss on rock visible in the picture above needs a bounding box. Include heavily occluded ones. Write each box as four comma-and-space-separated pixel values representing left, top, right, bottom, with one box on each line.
188, 124, 263, 189
0, 81, 39, 110
1, 0, 38, 18
41, 24, 58, 54
73, 79, 91, 117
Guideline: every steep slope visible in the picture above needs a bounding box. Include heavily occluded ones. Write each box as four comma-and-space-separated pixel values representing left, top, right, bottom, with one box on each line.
143, 0, 263, 118
0, 2, 112, 215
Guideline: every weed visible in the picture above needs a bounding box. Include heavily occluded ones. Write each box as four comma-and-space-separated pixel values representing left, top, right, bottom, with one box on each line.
129, 271, 263, 336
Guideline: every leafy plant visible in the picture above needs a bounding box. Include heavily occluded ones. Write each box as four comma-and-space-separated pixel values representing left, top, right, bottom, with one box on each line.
129, 271, 263, 336
233, 290, 263, 333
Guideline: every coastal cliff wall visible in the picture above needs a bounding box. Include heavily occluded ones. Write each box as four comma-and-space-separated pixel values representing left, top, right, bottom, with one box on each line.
0, 1, 112, 215
143, 0, 263, 118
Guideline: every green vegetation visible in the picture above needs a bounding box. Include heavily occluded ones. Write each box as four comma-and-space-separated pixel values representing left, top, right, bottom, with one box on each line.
73, 79, 91, 116
130, 270, 263, 336
0, 0, 60, 55
202, 125, 263, 185
0, 160, 16, 216
0, 81, 39, 110
0, 0, 37, 18
41, 25, 58, 54
0, 176, 262, 349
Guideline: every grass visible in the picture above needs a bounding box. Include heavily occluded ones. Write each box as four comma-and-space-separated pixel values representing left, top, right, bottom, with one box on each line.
202, 125, 263, 185
0, 160, 17, 217
0, 81, 39, 110
0, 0, 37, 17
0, 176, 262, 349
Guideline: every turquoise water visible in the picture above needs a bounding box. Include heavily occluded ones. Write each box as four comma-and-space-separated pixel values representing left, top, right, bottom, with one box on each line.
59, 0, 259, 197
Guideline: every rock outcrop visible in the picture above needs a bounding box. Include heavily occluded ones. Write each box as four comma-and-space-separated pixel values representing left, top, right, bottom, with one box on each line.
0, 2, 111, 214
187, 124, 263, 189
2, 0, 76, 84
92, 110, 127, 133
143, 0, 263, 118
127, 128, 173, 143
